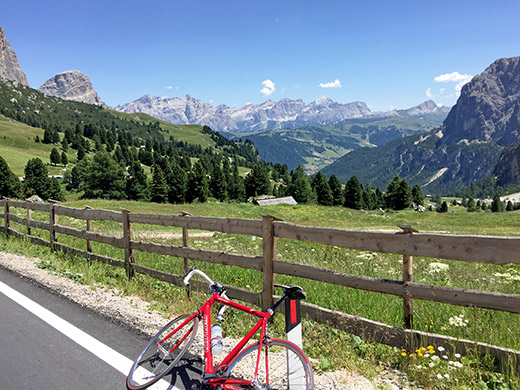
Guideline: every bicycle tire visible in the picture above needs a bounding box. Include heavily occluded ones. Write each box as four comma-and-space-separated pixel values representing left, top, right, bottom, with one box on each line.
127, 313, 199, 390
225, 338, 314, 390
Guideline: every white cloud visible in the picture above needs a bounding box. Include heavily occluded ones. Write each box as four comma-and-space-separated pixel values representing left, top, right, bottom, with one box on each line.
164, 86, 173, 90
425, 88, 433, 98
260, 79, 276, 96
319, 79, 342, 88
434, 72, 473, 83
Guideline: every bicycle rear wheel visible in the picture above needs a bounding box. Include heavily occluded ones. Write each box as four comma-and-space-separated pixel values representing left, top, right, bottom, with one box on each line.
127, 313, 199, 390
225, 338, 314, 389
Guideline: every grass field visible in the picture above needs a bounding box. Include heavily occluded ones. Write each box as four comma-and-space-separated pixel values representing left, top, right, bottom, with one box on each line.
2, 199, 519, 389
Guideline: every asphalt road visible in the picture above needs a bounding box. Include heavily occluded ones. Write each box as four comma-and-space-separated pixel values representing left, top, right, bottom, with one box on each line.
0, 265, 202, 390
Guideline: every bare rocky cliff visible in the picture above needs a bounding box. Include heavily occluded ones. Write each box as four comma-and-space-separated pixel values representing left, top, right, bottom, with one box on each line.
38, 70, 107, 107
0, 26, 29, 86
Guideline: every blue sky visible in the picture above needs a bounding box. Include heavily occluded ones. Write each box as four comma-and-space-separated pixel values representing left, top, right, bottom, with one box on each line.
3, 0, 520, 111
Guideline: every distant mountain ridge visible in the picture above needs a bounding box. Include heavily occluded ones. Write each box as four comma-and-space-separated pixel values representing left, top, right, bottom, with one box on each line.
322, 56, 520, 193
116, 93, 449, 133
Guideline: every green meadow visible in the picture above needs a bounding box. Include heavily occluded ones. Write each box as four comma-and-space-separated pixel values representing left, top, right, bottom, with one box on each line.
2, 199, 519, 389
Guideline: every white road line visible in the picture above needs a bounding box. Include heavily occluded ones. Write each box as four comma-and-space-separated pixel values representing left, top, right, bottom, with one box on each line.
0, 280, 180, 390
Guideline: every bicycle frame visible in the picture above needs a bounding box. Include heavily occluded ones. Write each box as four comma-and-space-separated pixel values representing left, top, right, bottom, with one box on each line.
174, 291, 272, 387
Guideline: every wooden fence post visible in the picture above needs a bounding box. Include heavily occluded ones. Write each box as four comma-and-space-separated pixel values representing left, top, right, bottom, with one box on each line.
49, 200, 58, 251
122, 209, 134, 280
398, 225, 418, 329
85, 206, 93, 254
179, 211, 191, 275
261, 214, 278, 311
4, 198, 9, 235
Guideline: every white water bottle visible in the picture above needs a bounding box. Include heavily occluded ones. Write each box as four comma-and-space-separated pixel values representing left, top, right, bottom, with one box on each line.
211, 324, 223, 356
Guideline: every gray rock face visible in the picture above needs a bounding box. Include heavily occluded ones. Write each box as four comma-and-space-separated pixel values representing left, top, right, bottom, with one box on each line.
439, 57, 520, 146
115, 95, 373, 133
38, 70, 107, 107
0, 26, 29, 86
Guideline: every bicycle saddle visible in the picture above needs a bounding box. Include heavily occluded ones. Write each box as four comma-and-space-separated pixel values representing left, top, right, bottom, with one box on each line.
274, 284, 306, 300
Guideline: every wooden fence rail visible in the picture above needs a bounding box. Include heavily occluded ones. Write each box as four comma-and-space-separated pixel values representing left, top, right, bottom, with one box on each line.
0, 198, 519, 370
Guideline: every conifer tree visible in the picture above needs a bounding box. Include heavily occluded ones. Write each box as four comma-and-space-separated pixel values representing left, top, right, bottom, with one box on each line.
411, 184, 424, 206
210, 163, 227, 202
150, 165, 168, 203
126, 161, 150, 201
491, 194, 505, 212
288, 166, 312, 203
227, 162, 246, 202
0, 156, 21, 198
61, 152, 68, 166
385, 174, 412, 210
311, 172, 333, 206
50, 147, 61, 166
245, 164, 271, 198
344, 176, 365, 210
186, 160, 209, 203
328, 174, 344, 206
23, 158, 51, 199
83, 152, 126, 200
167, 160, 187, 204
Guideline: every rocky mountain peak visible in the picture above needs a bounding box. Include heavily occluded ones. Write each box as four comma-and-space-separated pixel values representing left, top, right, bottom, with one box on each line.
38, 70, 107, 107
0, 26, 29, 86
439, 56, 520, 145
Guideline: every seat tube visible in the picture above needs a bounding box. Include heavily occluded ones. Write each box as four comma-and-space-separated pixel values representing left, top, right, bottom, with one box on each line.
253, 318, 268, 383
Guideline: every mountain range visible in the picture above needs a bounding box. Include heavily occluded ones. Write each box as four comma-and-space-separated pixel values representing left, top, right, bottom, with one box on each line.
322, 56, 520, 193
115, 94, 449, 134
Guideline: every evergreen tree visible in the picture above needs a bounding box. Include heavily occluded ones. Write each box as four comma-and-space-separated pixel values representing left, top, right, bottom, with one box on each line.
150, 165, 168, 203
311, 172, 333, 206
244, 164, 271, 198
50, 147, 61, 166
68, 157, 90, 191
506, 200, 514, 211
210, 163, 227, 202
83, 152, 126, 199
437, 201, 449, 213
61, 138, 69, 152
47, 177, 65, 201
0, 156, 21, 198
288, 166, 312, 203
23, 158, 50, 199
385, 174, 412, 210
61, 152, 68, 166
35, 135, 40, 143
363, 184, 379, 210
126, 161, 149, 201
491, 194, 505, 212
227, 162, 246, 202
77, 145, 86, 161
411, 185, 424, 206
186, 160, 209, 203
328, 174, 344, 206
344, 176, 365, 210
467, 197, 478, 212
167, 160, 187, 204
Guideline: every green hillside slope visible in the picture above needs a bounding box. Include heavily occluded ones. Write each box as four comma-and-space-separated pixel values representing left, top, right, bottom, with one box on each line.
231, 115, 442, 173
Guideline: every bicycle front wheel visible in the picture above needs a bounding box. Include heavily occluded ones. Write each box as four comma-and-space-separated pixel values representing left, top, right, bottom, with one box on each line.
127, 313, 199, 390
226, 338, 314, 390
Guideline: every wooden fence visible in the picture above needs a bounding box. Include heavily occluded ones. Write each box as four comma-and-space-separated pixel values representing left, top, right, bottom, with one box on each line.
1, 199, 519, 370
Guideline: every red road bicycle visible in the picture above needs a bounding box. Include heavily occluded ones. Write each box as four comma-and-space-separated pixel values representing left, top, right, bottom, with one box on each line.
127, 268, 314, 389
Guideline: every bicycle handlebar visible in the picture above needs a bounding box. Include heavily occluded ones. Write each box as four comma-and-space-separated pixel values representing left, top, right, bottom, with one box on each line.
182, 268, 229, 321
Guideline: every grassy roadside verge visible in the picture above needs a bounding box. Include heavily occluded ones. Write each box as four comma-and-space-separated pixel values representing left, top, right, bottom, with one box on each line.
2, 200, 519, 389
